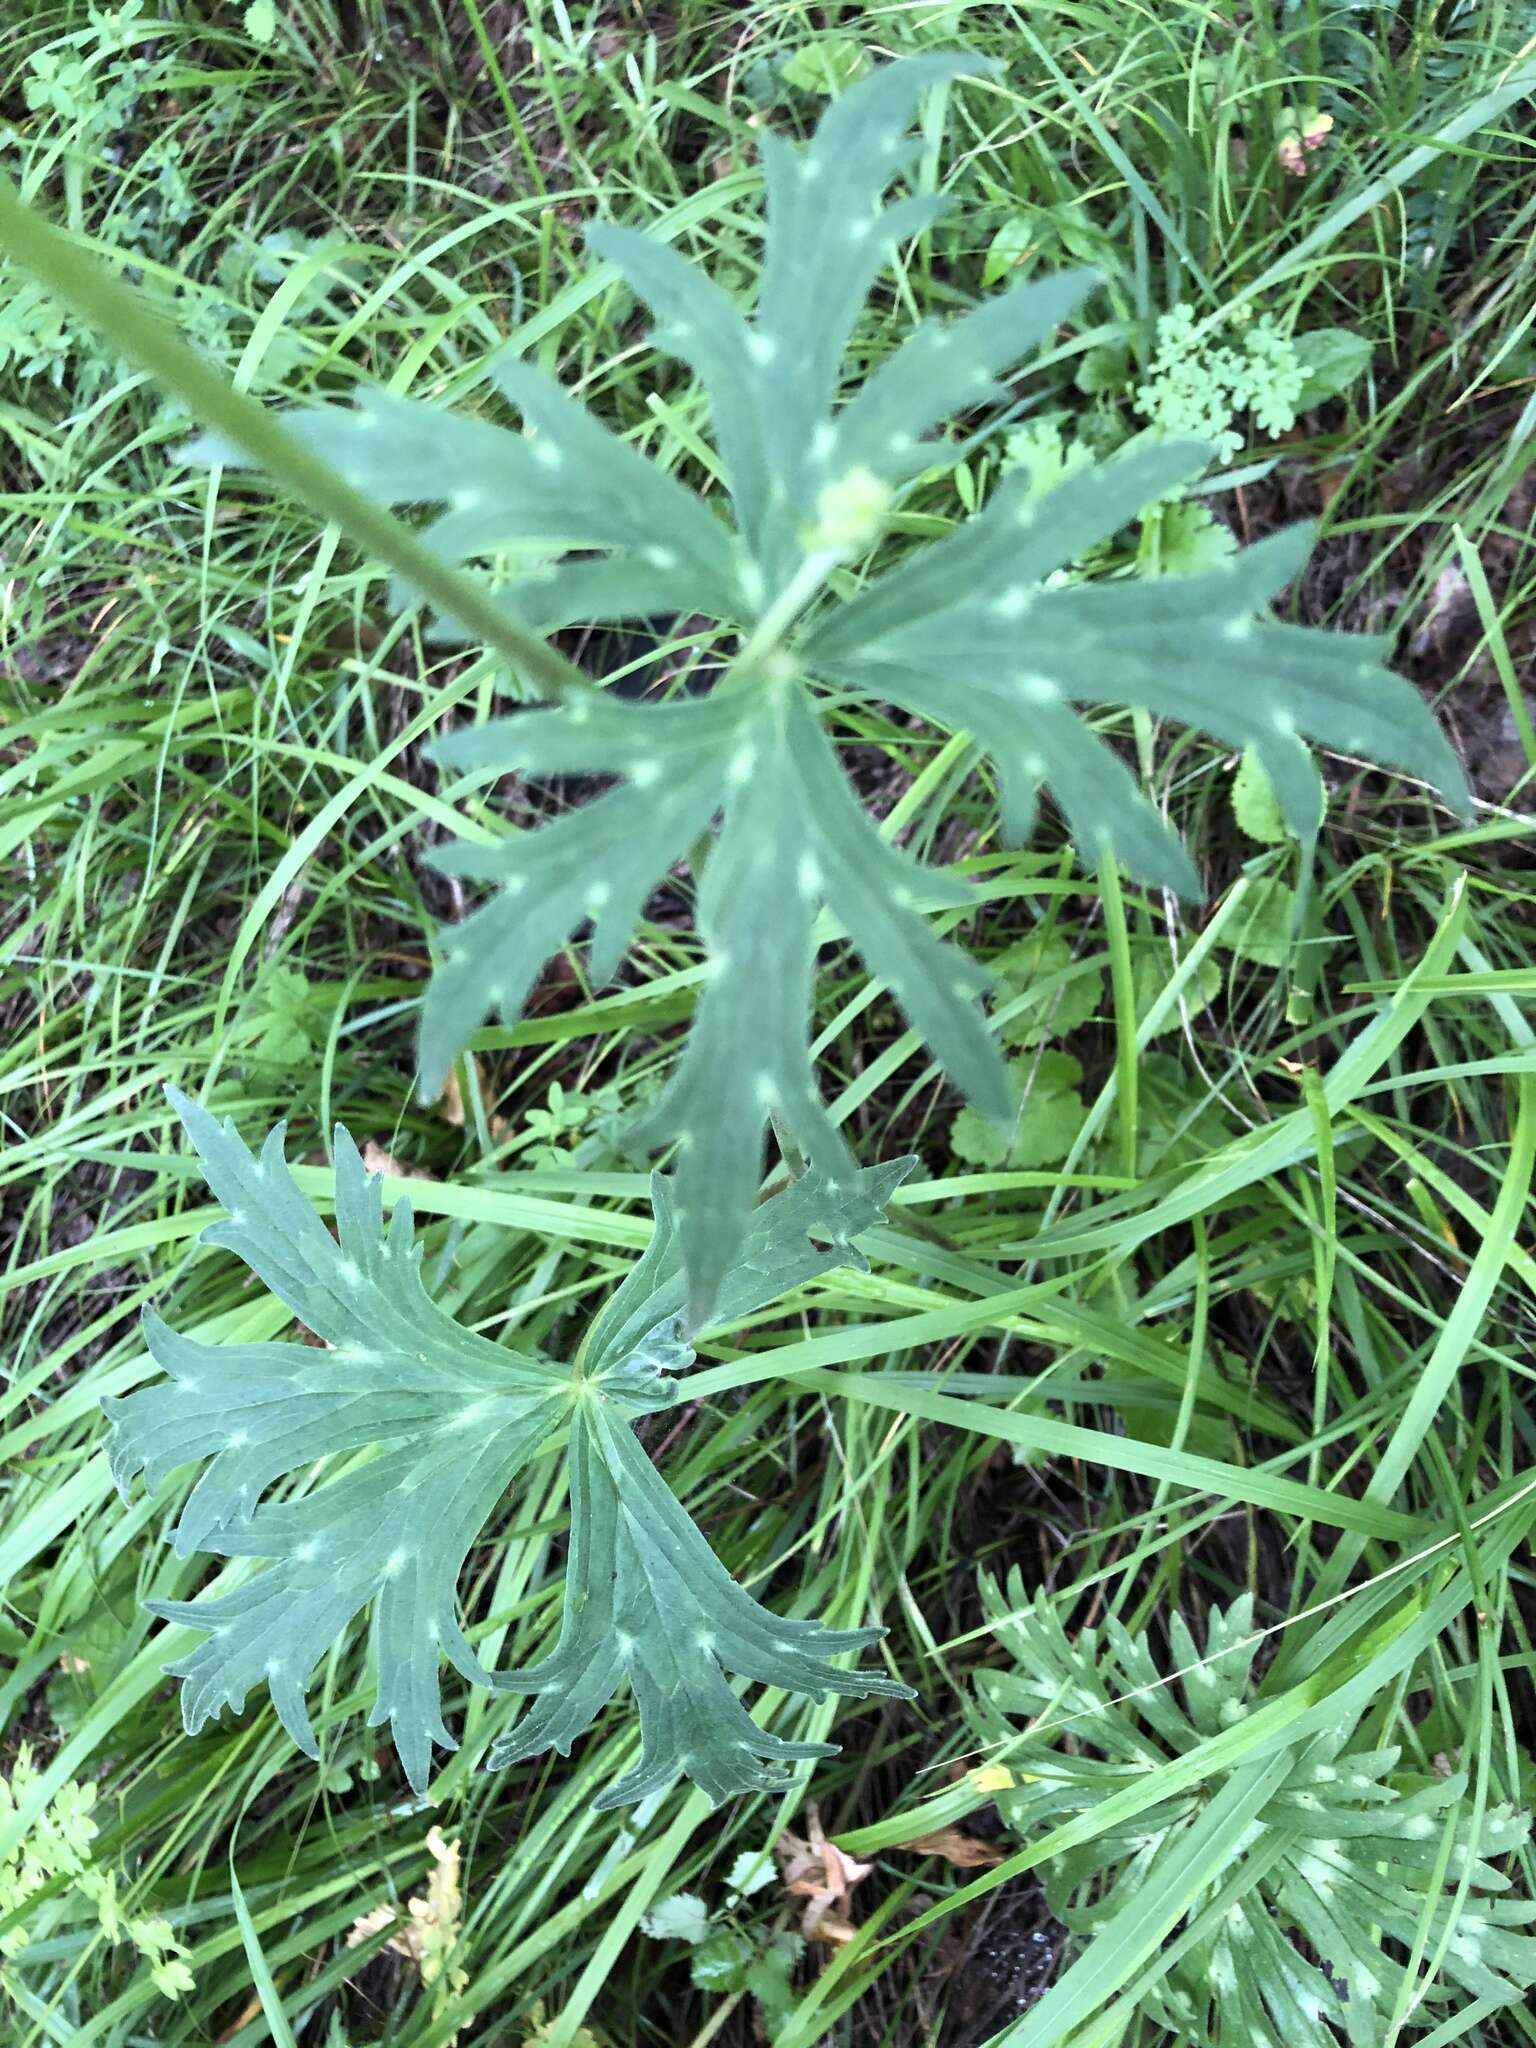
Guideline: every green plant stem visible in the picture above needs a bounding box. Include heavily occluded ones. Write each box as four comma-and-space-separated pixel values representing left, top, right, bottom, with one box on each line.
1097, 854, 1139, 1179
728, 550, 842, 684
0, 174, 600, 707
1454, 521, 1536, 774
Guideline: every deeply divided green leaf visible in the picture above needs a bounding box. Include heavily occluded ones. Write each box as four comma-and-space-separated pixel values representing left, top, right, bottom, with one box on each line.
197, 56, 1472, 1316
104, 1091, 912, 1801
976, 1572, 1536, 2043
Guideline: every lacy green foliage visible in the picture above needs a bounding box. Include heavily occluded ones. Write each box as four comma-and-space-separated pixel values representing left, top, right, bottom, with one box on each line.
975, 1572, 1536, 2044
1134, 306, 1306, 458
16, 1, 194, 258
0, 1745, 195, 2000
1132, 306, 1373, 462
202, 54, 1469, 1317
1137, 497, 1238, 577
18, 1, 152, 136
104, 1090, 912, 1805
1, 3, 222, 401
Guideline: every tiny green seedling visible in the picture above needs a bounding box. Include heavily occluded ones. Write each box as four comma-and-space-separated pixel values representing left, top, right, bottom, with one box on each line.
105, 1089, 913, 1805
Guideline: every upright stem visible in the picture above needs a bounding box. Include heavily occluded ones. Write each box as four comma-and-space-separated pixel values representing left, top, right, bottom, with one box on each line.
724, 550, 842, 688
0, 175, 600, 707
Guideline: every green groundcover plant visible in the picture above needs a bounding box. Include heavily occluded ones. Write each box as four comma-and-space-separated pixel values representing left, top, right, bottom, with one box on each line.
6, 24, 1531, 2048
0, 43, 1477, 1838
974, 1573, 1536, 2043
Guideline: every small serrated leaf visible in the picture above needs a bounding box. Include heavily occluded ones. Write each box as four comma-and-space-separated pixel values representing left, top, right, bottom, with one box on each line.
640, 1892, 712, 1944
949, 1051, 1085, 1170
1131, 951, 1219, 1036
994, 932, 1103, 1045
1142, 499, 1237, 578
1216, 875, 1296, 966
243, 0, 277, 44
1292, 326, 1373, 407
779, 37, 872, 95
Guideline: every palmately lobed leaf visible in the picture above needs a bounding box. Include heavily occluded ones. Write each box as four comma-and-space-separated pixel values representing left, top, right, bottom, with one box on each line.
975, 1571, 1536, 2041
193, 55, 1473, 1319
488, 1407, 910, 1810
105, 1092, 911, 1802
428, 682, 998, 1321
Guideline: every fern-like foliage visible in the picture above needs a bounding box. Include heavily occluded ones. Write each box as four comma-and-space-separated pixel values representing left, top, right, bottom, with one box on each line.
104, 1089, 912, 1805
196, 54, 1470, 1319
975, 1571, 1536, 2043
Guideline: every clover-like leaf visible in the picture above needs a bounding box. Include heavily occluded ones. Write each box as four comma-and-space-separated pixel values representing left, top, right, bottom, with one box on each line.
193, 56, 1470, 1319
104, 1090, 912, 1801
974, 1572, 1536, 2043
